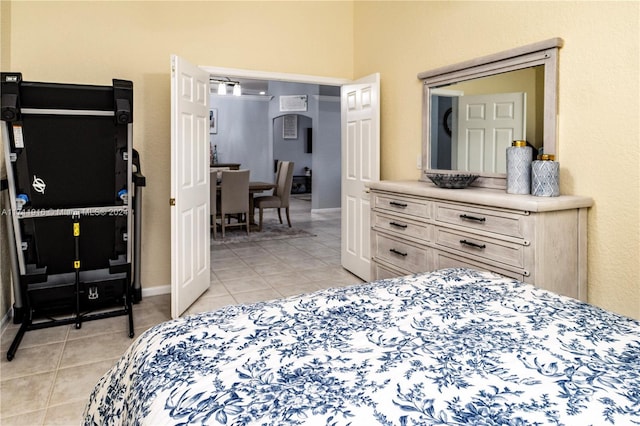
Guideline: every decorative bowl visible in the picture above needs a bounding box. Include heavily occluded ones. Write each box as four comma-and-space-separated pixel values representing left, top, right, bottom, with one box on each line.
426, 173, 479, 189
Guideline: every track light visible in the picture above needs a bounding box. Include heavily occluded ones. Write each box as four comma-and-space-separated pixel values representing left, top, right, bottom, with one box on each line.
211, 77, 242, 96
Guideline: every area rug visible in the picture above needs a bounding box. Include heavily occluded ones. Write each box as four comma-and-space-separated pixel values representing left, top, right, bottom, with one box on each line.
211, 221, 316, 245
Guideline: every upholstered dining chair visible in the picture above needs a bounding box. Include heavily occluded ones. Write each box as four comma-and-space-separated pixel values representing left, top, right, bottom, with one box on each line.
218, 169, 250, 238
210, 166, 230, 184
210, 167, 232, 240
254, 161, 294, 232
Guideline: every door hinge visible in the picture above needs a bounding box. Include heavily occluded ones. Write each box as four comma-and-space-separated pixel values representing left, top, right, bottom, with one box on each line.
169, 198, 176, 206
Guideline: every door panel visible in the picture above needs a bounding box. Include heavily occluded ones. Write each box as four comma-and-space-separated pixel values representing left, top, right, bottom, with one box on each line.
360, 120, 373, 180
347, 122, 357, 179
345, 195, 357, 256
170, 55, 210, 319
457, 92, 525, 174
341, 74, 380, 281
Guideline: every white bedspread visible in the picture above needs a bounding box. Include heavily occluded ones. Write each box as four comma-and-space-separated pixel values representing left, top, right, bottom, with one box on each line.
84, 268, 640, 425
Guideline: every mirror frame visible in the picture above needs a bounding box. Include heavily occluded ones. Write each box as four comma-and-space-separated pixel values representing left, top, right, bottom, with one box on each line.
419, 38, 563, 189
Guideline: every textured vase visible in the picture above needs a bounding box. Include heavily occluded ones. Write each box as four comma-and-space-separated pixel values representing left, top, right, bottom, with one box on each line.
532, 158, 560, 197
506, 142, 532, 195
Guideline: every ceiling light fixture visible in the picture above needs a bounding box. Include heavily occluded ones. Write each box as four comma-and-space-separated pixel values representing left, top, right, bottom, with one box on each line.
217, 81, 227, 95
211, 77, 243, 96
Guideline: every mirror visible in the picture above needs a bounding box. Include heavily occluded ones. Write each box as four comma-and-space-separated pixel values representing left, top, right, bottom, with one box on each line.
430, 66, 544, 173
419, 38, 563, 189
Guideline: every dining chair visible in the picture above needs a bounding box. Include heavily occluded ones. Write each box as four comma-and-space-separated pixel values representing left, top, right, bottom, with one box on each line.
254, 161, 294, 232
210, 166, 231, 184
218, 169, 250, 238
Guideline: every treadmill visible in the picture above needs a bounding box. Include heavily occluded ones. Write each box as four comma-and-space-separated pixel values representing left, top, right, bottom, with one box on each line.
1, 73, 145, 360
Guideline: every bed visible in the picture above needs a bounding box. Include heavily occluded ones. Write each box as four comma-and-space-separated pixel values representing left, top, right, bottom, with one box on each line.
83, 268, 640, 425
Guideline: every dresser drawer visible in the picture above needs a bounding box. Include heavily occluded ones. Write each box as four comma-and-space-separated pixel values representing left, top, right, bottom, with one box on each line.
434, 251, 526, 282
434, 202, 525, 239
372, 212, 432, 243
374, 233, 431, 273
435, 227, 524, 268
373, 261, 410, 280
374, 193, 430, 219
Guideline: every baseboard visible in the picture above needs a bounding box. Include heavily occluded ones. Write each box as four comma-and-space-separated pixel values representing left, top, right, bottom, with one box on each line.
311, 207, 341, 213
0, 308, 12, 334
142, 285, 171, 297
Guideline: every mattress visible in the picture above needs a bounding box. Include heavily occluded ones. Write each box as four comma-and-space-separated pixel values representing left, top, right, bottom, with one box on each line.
83, 268, 640, 425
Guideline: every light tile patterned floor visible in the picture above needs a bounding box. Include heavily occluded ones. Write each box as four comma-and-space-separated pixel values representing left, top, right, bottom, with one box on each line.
0, 197, 362, 425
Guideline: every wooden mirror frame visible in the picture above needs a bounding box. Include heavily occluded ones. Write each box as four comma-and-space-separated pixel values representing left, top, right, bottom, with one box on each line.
419, 38, 563, 189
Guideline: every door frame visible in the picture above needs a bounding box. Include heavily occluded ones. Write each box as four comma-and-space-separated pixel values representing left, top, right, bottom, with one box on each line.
430, 89, 464, 171
199, 66, 350, 88
168, 64, 373, 315
199, 66, 378, 279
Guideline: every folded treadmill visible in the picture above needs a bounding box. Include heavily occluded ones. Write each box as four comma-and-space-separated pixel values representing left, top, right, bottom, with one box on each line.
1, 73, 145, 360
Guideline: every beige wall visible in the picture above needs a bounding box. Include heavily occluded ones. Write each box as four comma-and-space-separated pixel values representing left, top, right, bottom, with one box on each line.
0, 0, 12, 319
0, 0, 354, 318
1, 1, 638, 319
354, 1, 639, 318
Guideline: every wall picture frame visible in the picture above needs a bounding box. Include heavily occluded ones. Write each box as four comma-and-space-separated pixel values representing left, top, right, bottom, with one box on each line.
283, 114, 298, 139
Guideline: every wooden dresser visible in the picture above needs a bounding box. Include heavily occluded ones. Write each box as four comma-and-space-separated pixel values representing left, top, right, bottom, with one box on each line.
369, 181, 593, 300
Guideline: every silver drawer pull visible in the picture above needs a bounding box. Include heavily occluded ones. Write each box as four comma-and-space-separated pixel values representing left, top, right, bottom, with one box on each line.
460, 239, 486, 249
389, 221, 408, 229
389, 201, 408, 208
389, 248, 408, 257
459, 214, 486, 222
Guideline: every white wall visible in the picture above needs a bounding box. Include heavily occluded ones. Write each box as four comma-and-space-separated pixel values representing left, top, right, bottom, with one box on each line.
273, 114, 313, 177
210, 95, 270, 182
268, 81, 342, 210
315, 96, 342, 209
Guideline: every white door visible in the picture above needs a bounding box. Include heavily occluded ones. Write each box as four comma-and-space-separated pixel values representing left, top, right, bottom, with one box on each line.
456, 92, 526, 173
341, 74, 380, 281
170, 55, 211, 318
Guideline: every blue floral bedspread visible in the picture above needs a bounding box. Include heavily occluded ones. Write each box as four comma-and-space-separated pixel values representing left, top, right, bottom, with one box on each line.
83, 268, 640, 425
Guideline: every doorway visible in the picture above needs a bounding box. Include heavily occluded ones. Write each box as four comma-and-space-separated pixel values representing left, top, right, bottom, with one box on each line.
171, 59, 379, 318
206, 73, 343, 211
273, 114, 313, 197
199, 68, 380, 282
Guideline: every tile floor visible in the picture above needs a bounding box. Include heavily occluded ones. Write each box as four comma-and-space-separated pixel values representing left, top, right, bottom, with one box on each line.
0, 197, 363, 425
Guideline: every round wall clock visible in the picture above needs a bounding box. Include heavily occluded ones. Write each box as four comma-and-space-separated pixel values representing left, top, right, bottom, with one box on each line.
443, 107, 453, 137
